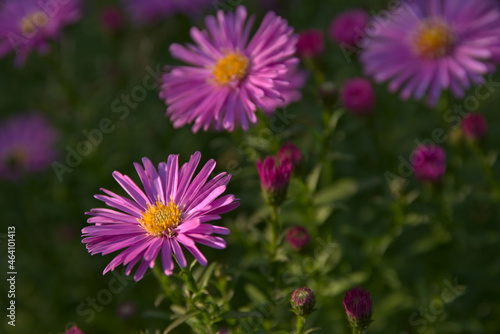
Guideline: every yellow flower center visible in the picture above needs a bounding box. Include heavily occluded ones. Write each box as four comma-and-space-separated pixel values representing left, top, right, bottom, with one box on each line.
413, 19, 454, 59
138, 198, 182, 237
212, 52, 249, 85
19, 11, 49, 36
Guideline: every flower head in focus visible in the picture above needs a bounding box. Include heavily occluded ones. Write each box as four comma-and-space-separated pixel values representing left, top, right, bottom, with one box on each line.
0, 0, 81, 66
160, 6, 303, 132
361, 0, 500, 106
291, 287, 316, 316
343, 286, 373, 333
0, 113, 58, 179
256, 156, 293, 207
82, 152, 239, 281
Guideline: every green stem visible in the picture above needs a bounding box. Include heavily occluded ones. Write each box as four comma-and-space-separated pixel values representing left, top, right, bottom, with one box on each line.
269, 205, 280, 258
179, 264, 199, 295
296, 315, 305, 334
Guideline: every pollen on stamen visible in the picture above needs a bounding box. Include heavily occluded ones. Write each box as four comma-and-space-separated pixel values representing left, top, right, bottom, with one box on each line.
413, 19, 454, 59
212, 52, 249, 85
138, 198, 182, 237
19, 11, 49, 36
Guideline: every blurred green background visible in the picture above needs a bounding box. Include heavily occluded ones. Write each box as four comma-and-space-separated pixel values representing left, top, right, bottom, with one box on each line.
1, 0, 500, 333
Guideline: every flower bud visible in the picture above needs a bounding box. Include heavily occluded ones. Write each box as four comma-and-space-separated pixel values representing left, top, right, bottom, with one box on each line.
256, 156, 293, 206
291, 287, 316, 316
343, 287, 373, 332
286, 226, 310, 250
461, 113, 487, 140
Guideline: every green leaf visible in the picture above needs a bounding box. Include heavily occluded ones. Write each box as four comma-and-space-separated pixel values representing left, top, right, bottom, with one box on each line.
313, 178, 358, 205
198, 262, 217, 289
163, 311, 201, 334
304, 327, 322, 333
244, 283, 268, 303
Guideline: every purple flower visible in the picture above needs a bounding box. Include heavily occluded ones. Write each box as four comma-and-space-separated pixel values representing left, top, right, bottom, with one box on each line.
461, 113, 488, 140
361, 0, 500, 106
0, 113, 57, 179
82, 152, 239, 281
340, 77, 375, 115
291, 287, 315, 316
329, 9, 369, 47
65, 327, 84, 334
256, 156, 293, 206
278, 142, 302, 167
411, 144, 446, 183
122, 0, 212, 25
343, 287, 373, 332
100, 6, 124, 34
160, 6, 303, 132
0, 0, 81, 66
286, 226, 310, 250
296, 29, 324, 58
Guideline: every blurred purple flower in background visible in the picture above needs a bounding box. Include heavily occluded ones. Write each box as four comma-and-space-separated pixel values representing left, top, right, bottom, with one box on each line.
278, 142, 302, 167
340, 77, 375, 115
0, 0, 81, 66
160, 6, 303, 132
296, 29, 324, 58
100, 6, 124, 34
461, 113, 488, 140
411, 144, 447, 183
329, 9, 369, 47
0, 113, 58, 180
122, 0, 212, 25
361, 0, 500, 106
286, 226, 310, 250
82, 152, 239, 281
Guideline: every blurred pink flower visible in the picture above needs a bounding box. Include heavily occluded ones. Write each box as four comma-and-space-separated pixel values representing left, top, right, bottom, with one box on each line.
160, 6, 303, 132
411, 144, 446, 183
0, 0, 81, 66
340, 77, 375, 115
296, 29, 324, 58
329, 9, 369, 47
461, 113, 488, 140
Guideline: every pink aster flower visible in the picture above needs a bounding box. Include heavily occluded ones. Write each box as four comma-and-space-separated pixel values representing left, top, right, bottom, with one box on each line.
411, 144, 446, 183
360, 0, 500, 106
329, 9, 369, 47
0, 113, 58, 179
461, 113, 488, 140
256, 156, 293, 206
160, 6, 303, 132
82, 152, 239, 281
286, 226, 310, 250
343, 286, 373, 332
340, 77, 376, 115
296, 29, 324, 58
122, 0, 212, 25
0, 0, 81, 66
278, 142, 302, 167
